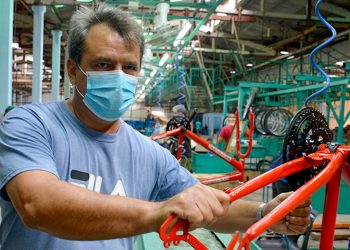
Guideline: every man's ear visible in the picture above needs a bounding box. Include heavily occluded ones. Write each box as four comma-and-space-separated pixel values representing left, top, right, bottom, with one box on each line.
67, 58, 78, 85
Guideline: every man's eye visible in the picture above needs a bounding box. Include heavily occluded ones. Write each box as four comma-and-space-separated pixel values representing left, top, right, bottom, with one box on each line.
123, 65, 137, 71
97, 63, 110, 69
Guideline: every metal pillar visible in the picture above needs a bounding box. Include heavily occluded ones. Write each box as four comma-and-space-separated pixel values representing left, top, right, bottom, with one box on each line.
51, 30, 62, 101
31, 5, 46, 103
63, 47, 71, 99
0, 0, 14, 112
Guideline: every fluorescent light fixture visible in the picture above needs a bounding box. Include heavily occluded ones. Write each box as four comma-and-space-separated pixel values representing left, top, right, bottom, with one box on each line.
173, 21, 192, 47
231, 70, 236, 74
145, 78, 151, 85
213, 20, 221, 26
54, 4, 64, 8
246, 63, 253, 67
216, 0, 235, 12
173, 40, 182, 47
287, 55, 295, 60
159, 53, 170, 66
152, 110, 165, 117
217, 13, 227, 16
280, 51, 289, 55
128, 1, 139, 10
150, 69, 157, 77
26, 55, 33, 62
199, 25, 212, 33
335, 61, 344, 66
151, 107, 165, 117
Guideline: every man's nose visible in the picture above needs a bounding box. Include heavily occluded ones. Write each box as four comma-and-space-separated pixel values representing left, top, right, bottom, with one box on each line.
114, 65, 123, 71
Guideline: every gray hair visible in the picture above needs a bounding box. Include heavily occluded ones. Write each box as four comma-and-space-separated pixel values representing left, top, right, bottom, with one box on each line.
67, 3, 145, 65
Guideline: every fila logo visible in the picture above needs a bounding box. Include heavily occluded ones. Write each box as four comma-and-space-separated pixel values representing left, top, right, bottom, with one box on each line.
70, 170, 126, 196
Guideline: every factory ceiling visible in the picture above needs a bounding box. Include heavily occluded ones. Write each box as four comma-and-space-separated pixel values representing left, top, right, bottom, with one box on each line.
12, 0, 350, 108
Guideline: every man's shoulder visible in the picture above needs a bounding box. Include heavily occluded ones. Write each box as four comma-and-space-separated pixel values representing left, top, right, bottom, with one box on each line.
7, 102, 54, 118
11, 102, 60, 116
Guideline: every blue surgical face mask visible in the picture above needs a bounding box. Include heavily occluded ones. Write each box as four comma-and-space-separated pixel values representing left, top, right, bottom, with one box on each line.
76, 66, 138, 121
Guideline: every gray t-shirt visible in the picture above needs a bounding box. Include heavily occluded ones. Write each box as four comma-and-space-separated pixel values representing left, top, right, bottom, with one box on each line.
0, 101, 198, 250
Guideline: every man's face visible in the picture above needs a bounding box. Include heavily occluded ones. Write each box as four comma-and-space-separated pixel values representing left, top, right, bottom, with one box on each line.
68, 22, 141, 97
227, 114, 235, 125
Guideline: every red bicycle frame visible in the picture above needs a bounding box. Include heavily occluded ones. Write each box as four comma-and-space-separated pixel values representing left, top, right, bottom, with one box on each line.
150, 109, 254, 184
159, 144, 350, 250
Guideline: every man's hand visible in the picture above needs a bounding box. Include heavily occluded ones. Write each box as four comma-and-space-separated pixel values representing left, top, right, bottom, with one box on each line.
156, 184, 230, 231
265, 192, 311, 235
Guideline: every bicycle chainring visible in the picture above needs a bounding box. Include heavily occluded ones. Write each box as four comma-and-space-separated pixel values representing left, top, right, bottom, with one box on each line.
166, 116, 188, 133
282, 107, 333, 190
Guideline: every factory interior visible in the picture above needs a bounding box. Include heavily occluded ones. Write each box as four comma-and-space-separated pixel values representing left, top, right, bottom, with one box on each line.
1, 0, 350, 249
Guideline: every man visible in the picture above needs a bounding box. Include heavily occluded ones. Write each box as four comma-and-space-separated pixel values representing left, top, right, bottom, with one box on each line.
0, 4, 310, 250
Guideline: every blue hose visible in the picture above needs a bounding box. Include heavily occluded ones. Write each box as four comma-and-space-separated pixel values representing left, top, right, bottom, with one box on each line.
175, 47, 186, 117
175, 47, 187, 159
156, 79, 163, 108
304, 0, 337, 107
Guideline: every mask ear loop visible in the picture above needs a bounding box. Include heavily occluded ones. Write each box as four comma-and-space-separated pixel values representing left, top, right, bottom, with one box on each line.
75, 63, 87, 98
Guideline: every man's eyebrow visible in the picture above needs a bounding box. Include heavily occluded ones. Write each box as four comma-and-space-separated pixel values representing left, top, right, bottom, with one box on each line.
91, 57, 113, 63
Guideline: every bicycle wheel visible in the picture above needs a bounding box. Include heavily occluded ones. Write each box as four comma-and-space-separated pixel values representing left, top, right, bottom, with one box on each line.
254, 109, 269, 135
264, 108, 293, 137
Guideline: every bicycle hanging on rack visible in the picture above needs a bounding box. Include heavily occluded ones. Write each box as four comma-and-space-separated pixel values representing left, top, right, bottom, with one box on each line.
151, 109, 255, 185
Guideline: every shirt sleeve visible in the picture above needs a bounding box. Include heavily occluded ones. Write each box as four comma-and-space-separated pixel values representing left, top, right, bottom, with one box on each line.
151, 143, 199, 201
0, 107, 58, 200
219, 126, 228, 138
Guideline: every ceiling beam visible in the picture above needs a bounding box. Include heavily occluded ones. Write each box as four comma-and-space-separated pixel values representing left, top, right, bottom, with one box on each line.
219, 9, 350, 23
252, 29, 350, 70
319, 3, 350, 19
132, 10, 255, 22
193, 47, 274, 56
298, 21, 350, 29
271, 25, 317, 50
198, 31, 275, 54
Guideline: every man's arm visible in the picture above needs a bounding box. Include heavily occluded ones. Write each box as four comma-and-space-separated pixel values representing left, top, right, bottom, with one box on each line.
6, 170, 163, 240
6, 171, 230, 240
217, 135, 224, 145
7, 170, 310, 240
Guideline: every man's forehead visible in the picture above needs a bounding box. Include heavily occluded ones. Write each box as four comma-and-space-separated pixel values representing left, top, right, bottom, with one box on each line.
81, 24, 141, 65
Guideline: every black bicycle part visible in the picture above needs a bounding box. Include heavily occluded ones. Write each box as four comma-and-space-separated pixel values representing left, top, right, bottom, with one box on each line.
166, 116, 188, 132
256, 159, 272, 172
282, 107, 333, 190
186, 109, 197, 130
